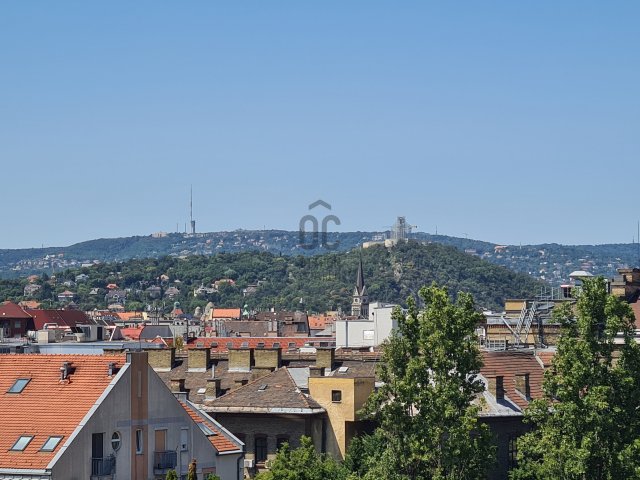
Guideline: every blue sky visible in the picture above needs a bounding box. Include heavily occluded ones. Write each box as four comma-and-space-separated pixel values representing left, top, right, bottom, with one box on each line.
1, 2, 638, 249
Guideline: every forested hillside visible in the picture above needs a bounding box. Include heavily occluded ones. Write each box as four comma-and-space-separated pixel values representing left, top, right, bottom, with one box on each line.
0, 242, 542, 313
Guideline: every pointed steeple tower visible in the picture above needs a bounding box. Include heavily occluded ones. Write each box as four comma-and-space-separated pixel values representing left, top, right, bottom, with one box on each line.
351, 256, 369, 318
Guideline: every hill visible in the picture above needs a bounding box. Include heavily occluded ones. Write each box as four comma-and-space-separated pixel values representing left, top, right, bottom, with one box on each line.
1, 230, 638, 286
0, 242, 543, 313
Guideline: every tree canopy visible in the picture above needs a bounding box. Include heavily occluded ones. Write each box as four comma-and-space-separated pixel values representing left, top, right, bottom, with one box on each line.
359, 283, 495, 480
511, 277, 640, 479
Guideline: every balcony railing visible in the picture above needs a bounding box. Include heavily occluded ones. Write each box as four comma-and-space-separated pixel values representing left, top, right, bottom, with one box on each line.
91, 455, 116, 476
154, 450, 177, 471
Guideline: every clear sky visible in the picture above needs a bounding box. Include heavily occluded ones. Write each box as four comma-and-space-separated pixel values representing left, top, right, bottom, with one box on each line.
1, 2, 638, 249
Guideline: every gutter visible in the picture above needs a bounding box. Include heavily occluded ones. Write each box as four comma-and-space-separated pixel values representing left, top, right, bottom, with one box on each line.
205, 406, 325, 414
0, 468, 50, 475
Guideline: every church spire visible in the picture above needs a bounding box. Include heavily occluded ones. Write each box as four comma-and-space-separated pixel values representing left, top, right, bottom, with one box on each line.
351, 256, 369, 318
356, 257, 365, 295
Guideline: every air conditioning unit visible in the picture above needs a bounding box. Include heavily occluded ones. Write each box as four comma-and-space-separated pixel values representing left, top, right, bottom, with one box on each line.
243, 459, 254, 469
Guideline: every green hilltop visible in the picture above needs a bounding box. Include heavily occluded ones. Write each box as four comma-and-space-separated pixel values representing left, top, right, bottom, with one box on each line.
1, 241, 542, 313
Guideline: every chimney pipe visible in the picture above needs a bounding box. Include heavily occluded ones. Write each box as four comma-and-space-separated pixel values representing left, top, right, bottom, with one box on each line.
60, 362, 71, 381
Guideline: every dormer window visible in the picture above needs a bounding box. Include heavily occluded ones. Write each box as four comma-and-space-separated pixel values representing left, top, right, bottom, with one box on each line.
11, 435, 33, 451
8, 378, 30, 393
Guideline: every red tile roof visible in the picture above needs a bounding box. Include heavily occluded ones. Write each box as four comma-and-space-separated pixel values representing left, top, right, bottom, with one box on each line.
120, 327, 143, 340
535, 350, 556, 369
212, 308, 241, 319
0, 354, 126, 470
180, 401, 242, 453
25, 309, 91, 330
0, 301, 32, 319
480, 350, 545, 411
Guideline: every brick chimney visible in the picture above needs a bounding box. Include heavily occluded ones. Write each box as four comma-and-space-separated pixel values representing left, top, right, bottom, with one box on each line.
487, 375, 504, 400
316, 347, 335, 371
515, 373, 530, 399
188, 347, 211, 373
253, 347, 281, 377
229, 348, 253, 373
205, 378, 221, 401
146, 347, 175, 372
233, 378, 248, 390
309, 365, 324, 378
170, 378, 185, 393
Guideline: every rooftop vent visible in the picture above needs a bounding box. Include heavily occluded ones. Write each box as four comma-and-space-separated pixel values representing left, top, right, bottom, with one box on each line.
60, 362, 73, 381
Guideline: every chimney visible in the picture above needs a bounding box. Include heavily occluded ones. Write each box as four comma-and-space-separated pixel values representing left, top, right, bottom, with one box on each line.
228, 348, 253, 373
487, 375, 504, 400
205, 378, 221, 401
60, 362, 72, 381
233, 378, 248, 390
316, 347, 335, 371
309, 365, 324, 378
515, 373, 530, 399
188, 347, 211, 373
254, 347, 281, 370
169, 378, 185, 394
146, 347, 175, 372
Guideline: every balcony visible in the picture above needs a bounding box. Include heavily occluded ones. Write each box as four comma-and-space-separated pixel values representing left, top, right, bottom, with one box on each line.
154, 450, 177, 474
91, 455, 116, 479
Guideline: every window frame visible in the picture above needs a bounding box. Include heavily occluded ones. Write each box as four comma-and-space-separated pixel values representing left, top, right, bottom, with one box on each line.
135, 429, 144, 454
40, 436, 63, 452
254, 435, 268, 464
10, 435, 34, 451
111, 431, 121, 452
8, 378, 31, 394
331, 390, 342, 402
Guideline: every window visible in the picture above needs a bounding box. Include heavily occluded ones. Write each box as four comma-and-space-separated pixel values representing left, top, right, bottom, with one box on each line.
226, 342, 233, 349
198, 423, 215, 436
254, 436, 268, 463
272, 342, 280, 348
11, 436, 33, 451
40, 436, 63, 452
14, 321, 21, 329
135, 429, 143, 454
111, 432, 121, 451
8, 378, 31, 393
276, 436, 289, 451
508, 435, 518, 469
331, 390, 342, 402
180, 428, 189, 451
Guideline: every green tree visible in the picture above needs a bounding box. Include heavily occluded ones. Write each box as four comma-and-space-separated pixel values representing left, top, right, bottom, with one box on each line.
255, 436, 346, 480
165, 470, 178, 480
205, 474, 221, 480
511, 277, 640, 480
361, 283, 495, 480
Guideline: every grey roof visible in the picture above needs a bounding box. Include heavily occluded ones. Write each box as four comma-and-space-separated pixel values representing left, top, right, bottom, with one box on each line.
140, 325, 173, 340
208, 367, 324, 413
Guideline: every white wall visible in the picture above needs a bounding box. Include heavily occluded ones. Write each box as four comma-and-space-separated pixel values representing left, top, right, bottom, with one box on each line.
336, 302, 397, 348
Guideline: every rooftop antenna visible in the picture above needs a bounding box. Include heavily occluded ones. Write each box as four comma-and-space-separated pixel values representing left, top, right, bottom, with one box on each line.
637, 220, 640, 267
190, 185, 196, 235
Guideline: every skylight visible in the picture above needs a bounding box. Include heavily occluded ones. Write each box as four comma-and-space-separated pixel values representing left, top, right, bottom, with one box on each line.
10, 436, 33, 451
258, 384, 268, 391
338, 366, 349, 374
40, 436, 63, 452
197, 423, 215, 436
8, 378, 30, 393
